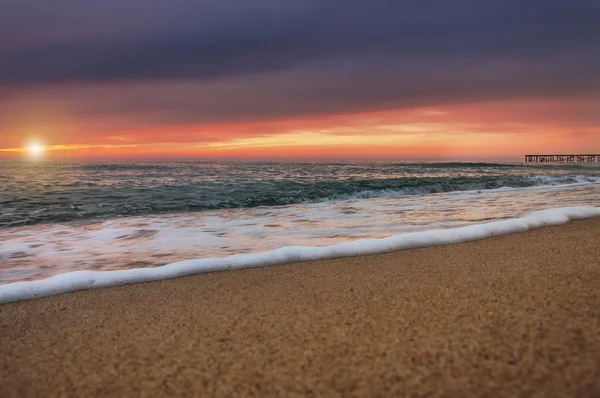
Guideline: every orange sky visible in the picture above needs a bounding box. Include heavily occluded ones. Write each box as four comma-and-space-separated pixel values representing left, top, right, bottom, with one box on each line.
1, 93, 599, 162
2, 0, 600, 162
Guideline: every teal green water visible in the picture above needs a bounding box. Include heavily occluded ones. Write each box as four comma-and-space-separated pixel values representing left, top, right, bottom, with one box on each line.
2, 161, 599, 228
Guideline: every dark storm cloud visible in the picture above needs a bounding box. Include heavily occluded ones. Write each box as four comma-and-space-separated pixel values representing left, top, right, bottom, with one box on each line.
1, 0, 600, 86
2, 0, 600, 132
4, 52, 597, 131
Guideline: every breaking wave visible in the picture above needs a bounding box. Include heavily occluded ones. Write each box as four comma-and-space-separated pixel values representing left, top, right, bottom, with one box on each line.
1, 161, 599, 228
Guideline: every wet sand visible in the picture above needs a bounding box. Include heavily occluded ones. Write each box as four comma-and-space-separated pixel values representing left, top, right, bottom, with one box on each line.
2, 218, 600, 397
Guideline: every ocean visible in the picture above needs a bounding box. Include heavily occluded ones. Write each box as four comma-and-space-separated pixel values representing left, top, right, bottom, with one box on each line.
1, 161, 599, 301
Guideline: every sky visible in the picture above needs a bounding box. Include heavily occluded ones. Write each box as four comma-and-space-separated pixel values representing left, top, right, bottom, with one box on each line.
1, 0, 599, 161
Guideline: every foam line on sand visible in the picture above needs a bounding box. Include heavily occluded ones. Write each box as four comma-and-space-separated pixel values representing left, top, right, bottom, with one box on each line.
1, 217, 600, 396
1, 206, 599, 303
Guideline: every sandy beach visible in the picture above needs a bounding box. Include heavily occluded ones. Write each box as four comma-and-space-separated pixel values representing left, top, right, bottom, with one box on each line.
1, 218, 599, 397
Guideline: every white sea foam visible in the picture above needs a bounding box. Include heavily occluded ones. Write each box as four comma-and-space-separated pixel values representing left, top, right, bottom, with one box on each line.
1, 181, 599, 286
0, 206, 598, 304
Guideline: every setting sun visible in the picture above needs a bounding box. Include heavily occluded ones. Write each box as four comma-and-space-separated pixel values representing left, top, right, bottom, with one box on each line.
27, 144, 43, 157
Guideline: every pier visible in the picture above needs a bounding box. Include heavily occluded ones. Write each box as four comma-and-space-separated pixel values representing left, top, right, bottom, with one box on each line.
525, 154, 600, 163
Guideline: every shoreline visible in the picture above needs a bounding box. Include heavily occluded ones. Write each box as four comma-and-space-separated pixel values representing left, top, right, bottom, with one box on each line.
1, 206, 599, 304
2, 218, 600, 396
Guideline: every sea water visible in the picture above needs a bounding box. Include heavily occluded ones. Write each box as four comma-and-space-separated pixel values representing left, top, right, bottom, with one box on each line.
1, 161, 599, 302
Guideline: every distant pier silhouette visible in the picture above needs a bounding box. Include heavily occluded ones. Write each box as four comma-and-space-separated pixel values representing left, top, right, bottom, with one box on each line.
525, 154, 600, 163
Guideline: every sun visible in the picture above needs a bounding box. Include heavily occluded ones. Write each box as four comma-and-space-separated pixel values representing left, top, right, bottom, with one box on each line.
27, 144, 44, 158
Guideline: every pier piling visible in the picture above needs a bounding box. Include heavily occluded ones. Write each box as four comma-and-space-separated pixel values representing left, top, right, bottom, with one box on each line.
524, 155, 600, 163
